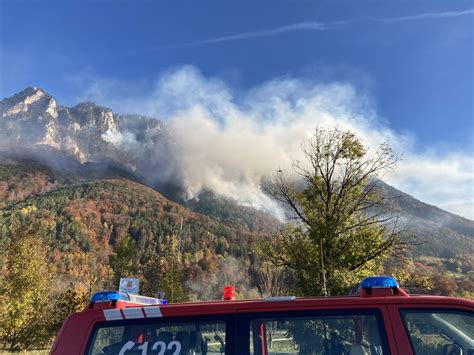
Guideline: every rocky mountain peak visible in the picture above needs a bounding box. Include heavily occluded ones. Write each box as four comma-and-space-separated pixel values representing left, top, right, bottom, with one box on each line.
10, 86, 47, 101
71, 101, 106, 111
70, 101, 118, 133
1, 86, 58, 119
1, 87, 165, 168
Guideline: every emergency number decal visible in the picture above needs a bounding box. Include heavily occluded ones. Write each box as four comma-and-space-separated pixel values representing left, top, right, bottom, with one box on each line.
118, 340, 181, 355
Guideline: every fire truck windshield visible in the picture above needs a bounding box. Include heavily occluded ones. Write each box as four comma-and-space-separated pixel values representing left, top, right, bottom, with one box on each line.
88, 319, 226, 355
86, 308, 391, 355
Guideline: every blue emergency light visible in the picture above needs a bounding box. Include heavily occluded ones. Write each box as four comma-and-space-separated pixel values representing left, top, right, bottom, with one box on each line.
90, 291, 167, 305
360, 276, 399, 289
91, 291, 129, 303
349, 276, 399, 296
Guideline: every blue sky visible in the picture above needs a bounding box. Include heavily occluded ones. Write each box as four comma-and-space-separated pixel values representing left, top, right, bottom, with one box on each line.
1, 0, 473, 150
1, 0, 473, 216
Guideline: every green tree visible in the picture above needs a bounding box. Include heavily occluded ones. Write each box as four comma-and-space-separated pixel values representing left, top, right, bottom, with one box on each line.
261, 127, 406, 296
142, 235, 190, 302
47, 285, 89, 337
109, 234, 140, 288
0, 232, 54, 350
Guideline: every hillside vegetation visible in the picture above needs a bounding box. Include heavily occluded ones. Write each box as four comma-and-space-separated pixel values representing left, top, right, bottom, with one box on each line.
0, 173, 269, 297
379, 182, 474, 257
0, 160, 473, 292
0, 159, 473, 350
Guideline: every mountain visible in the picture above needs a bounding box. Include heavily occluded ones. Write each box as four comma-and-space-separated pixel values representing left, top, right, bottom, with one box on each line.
441, 203, 474, 221
0, 157, 280, 235
379, 182, 474, 257
1, 87, 472, 228
0, 87, 165, 171
1, 87, 473, 299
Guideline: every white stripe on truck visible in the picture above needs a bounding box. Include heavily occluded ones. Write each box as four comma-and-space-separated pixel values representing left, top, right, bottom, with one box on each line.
103, 306, 162, 321
143, 306, 162, 318
122, 308, 145, 319
103, 309, 123, 320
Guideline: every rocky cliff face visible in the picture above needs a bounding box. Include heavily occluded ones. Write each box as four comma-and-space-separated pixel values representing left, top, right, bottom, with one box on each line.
0, 87, 164, 166
1, 87, 61, 150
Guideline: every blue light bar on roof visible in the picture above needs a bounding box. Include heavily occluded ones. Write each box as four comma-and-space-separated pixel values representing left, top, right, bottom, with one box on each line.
349, 276, 399, 296
90, 291, 166, 305
91, 291, 130, 303
361, 276, 399, 289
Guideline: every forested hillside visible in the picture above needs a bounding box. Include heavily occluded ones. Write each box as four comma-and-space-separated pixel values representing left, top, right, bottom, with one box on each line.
0, 148, 473, 351
1, 159, 472, 300
0, 169, 271, 301
0, 160, 76, 207
379, 181, 474, 257
0, 160, 275, 349
185, 189, 280, 234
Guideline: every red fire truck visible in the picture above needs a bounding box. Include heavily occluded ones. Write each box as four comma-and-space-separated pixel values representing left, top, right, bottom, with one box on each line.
51, 276, 473, 355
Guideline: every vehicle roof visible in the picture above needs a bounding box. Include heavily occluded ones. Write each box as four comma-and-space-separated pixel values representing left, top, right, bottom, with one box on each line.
86, 294, 474, 319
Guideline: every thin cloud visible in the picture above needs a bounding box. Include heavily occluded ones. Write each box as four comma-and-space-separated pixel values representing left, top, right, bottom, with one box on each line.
375, 8, 474, 23
173, 9, 474, 48
178, 21, 327, 47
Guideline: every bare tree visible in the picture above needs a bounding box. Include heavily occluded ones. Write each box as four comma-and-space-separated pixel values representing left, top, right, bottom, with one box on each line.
257, 261, 291, 297
262, 127, 409, 296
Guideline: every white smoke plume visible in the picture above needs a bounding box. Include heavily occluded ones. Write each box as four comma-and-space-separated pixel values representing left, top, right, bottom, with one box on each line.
186, 255, 260, 300
75, 66, 474, 219
101, 129, 138, 149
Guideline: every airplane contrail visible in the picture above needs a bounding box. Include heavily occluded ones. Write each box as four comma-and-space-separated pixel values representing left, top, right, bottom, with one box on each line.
373, 8, 474, 23
173, 8, 474, 48
178, 21, 328, 47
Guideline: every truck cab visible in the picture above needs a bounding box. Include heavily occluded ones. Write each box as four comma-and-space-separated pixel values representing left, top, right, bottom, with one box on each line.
51, 277, 474, 355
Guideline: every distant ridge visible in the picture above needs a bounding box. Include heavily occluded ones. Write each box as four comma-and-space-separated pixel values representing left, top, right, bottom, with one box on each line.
1, 87, 473, 258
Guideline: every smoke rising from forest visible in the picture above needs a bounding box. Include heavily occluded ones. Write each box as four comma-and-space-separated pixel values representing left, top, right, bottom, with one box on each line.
1, 66, 471, 218
75, 66, 473, 218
